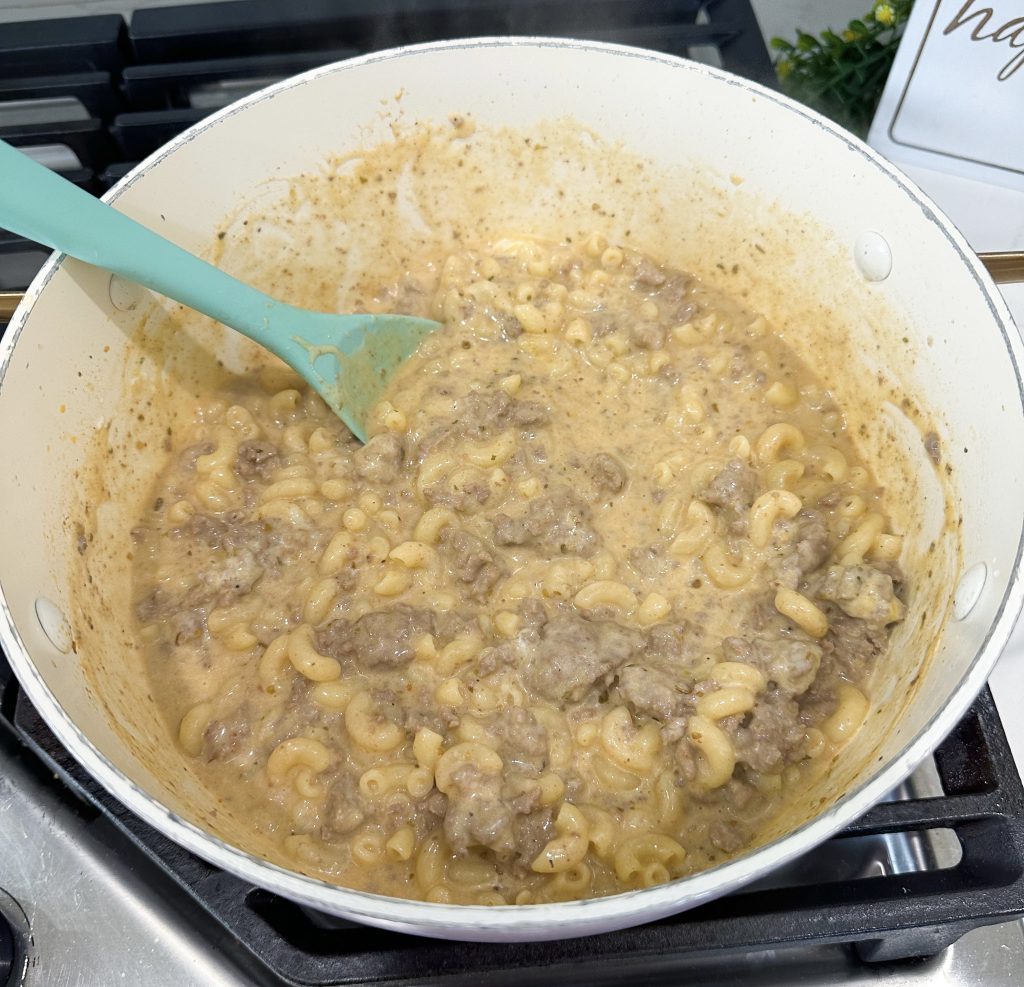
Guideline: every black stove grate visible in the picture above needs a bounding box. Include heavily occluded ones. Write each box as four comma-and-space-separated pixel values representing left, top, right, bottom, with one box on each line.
3, 656, 1024, 985
0, 0, 773, 296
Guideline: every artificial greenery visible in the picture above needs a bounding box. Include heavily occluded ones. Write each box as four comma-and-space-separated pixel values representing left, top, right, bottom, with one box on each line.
771, 1, 915, 137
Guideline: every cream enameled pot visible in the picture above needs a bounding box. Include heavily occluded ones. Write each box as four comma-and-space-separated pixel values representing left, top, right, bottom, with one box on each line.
0, 39, 1022, 941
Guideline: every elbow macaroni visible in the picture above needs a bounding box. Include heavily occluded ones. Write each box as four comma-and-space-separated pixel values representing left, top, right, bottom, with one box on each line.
136, 233, 907, 907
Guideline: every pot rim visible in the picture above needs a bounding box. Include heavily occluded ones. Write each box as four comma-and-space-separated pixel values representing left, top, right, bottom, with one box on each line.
1, 35, 1022, 940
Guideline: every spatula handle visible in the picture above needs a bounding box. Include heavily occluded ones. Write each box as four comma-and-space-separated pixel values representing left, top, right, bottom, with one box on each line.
0, 139, 291, 355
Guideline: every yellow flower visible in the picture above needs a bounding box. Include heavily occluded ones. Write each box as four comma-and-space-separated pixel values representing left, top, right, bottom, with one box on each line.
778, 59, 793, 80
842, 29, 857, 41
874, 3, 895, 26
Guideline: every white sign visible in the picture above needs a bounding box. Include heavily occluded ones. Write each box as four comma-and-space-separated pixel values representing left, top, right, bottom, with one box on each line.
869, 1, 1024, 191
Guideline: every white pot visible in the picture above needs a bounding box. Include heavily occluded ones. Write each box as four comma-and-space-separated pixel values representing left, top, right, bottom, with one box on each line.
1, 38, 1022, 942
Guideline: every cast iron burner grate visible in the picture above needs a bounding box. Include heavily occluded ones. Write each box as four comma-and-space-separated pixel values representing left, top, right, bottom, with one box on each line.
0, 0, 773, 295
3, 658, 1023, 986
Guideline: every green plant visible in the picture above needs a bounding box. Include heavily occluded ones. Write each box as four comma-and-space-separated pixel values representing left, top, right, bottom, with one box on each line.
771, 1, 915, 137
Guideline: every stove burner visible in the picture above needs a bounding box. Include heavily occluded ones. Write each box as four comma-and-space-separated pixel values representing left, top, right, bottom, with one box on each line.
0, 889, 30, 987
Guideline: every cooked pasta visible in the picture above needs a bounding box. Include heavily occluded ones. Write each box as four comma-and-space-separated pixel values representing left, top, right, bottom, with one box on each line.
132, 236, 907, 904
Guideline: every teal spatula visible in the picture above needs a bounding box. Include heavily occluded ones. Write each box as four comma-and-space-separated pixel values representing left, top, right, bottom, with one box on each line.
0, 140, 440, 441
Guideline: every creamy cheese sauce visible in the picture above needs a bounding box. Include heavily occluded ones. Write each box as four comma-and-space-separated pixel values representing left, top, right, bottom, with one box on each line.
132, 236, 905, 904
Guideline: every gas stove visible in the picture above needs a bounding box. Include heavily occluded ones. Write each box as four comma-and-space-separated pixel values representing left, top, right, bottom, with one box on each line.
2, 3, 1024, 985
